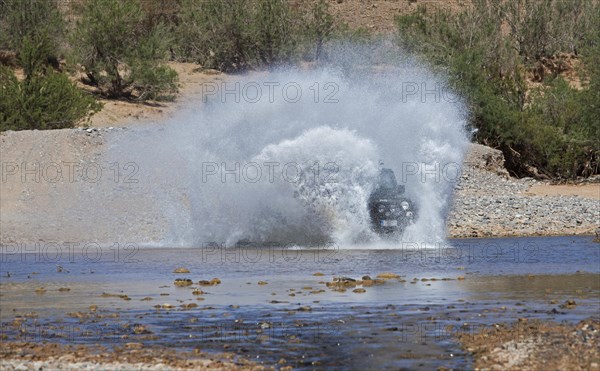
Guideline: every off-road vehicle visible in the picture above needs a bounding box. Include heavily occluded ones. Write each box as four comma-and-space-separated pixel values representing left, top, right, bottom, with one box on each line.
368, 168, 416, 234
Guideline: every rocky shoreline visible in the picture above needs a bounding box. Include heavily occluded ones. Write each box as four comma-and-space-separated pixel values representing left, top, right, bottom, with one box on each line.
447, 144, 599, 238
0, 342, 266, 371
2, 269, 598, 370
0, 129, 598, 244
458, 318, 600, 370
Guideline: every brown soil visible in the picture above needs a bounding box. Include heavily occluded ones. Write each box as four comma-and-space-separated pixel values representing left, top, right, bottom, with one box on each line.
327, 0, 465, 34
527, 184, 600, 200
458, 318, 600, 370
0, 341, 268, 370
526, 52, 584, 91
81, 63, 226, 128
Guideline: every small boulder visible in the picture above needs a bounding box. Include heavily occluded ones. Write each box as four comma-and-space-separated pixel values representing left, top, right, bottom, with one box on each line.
174, 278, 193, 287
376, 272, 400, 279
181, 303, 199, 309
125, 342, 143, 350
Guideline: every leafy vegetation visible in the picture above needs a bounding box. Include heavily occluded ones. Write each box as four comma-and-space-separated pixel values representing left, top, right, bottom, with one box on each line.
0, 42, 100, 131
0, 0, 64, 72
396, 0, 600, 178
70, 0, 177, 100
0, 0, 99, 131
174, 0, 339, 71
2, 0, 595, 178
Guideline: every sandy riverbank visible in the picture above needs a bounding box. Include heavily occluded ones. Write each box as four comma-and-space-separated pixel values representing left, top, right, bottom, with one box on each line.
1, 64, 598, 244
447, 144, 599, 238
458, 318, 600, 370
0, 135, 596, 244
0, 342, 267, 371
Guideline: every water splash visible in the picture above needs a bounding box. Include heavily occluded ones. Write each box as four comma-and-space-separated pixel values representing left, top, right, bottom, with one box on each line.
107, 42, 469, 247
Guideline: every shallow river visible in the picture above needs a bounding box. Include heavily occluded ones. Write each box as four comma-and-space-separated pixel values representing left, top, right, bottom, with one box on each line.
1, 236, 599, 370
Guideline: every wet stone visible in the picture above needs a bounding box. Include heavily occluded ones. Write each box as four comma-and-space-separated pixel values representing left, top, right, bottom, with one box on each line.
174, 278, 193, 287
377, 273, 400, 279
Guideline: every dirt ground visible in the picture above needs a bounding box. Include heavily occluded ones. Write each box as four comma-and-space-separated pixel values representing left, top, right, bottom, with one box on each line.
82, 63, 225, 128
1, 62, 598, 244
0, 341, 267, 370
458, 318, 600, 370
327, 0, 465, 34
527, 184, 600, 200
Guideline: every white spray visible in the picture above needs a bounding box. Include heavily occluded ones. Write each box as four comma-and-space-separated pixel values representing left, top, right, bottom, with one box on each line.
107, 42, 470, 248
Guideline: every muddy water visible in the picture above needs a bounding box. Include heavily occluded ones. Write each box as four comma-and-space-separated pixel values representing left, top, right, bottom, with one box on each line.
1, 236, 599, 370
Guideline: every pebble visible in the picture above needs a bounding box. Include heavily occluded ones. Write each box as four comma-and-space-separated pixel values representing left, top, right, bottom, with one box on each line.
448, 166, 598, 237
198, 278, 221, 286
560, 299, 577, 309
124, 342, 143, 350
181, 303, 198, 309
174, 278, 193, 287
376, 273, 400, 279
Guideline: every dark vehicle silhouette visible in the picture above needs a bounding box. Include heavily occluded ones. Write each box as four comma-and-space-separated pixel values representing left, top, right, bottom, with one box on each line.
368, 168, 416, 234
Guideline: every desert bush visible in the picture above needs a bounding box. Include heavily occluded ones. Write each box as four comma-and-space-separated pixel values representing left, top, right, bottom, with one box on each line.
0, 66, 100, 131
396, 0, 600, 178
0, 1, 100, 131
252, 0, 297, 66
70, 0, 177, 100
302, 0, 335, 61
175, 0, 253, 71
0, 66, 99, 131
174, 0, 338, 71
502, 0, 599, 59
0, 0, 64, 71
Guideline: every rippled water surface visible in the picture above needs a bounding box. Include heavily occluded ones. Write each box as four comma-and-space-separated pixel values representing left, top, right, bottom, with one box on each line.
1, 236, 599, 370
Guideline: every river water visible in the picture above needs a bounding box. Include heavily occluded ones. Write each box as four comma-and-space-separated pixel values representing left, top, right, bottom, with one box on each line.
1, 236, 598, 369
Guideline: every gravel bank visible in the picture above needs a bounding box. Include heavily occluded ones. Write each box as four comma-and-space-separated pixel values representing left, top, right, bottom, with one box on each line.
0, 128, 597, 243
458, 318, 600, 370
0, 342, 266, 371
448, 145, 599, 238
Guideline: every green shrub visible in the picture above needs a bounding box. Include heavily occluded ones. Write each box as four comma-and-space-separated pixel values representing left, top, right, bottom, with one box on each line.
252, 0, 297, 66
0, 66, 101, 131
174, 0, 339, 71
175, 0, 253, 71
0, 2, 100, 132
0, 0, 64, 71
395, 0, 600, 178
303, 0, 335, 61
70, 0, 177, 100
